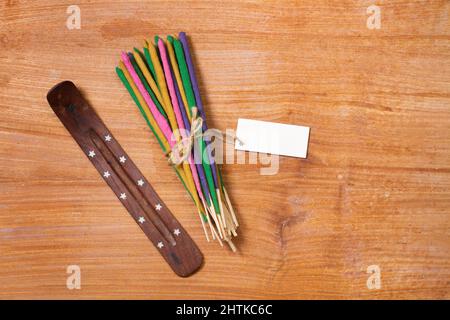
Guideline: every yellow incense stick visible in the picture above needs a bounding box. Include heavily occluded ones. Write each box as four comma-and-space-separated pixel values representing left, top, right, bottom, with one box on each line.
132, 49, 165, 110
147, 40, 178, 132
182, 161, 202, 213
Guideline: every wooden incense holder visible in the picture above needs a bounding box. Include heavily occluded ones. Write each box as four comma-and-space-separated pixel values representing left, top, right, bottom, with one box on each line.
47, 81, 203, 277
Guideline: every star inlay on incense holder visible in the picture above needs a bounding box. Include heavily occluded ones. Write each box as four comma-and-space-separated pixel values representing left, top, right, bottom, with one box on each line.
116, 32, 239, 251
47, 81, 203, 277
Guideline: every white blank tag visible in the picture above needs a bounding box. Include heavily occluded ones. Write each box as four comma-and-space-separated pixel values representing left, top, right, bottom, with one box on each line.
235, 118, 310, 158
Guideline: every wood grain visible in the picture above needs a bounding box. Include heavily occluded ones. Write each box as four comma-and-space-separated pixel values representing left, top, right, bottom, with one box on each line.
0, 0, 449, 299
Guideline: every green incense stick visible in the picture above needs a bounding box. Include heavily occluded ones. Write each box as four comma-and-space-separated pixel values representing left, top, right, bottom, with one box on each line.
172, 37, 220, 213
170, 36, 194, 118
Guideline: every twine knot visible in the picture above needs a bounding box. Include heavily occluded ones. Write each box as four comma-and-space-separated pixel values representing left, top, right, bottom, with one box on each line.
166, 107, 242, 166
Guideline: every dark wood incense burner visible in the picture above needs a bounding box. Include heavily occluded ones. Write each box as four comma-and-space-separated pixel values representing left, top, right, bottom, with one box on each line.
47, 81, 203, 277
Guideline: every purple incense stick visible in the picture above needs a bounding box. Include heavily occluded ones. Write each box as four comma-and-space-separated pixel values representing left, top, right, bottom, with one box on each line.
179, 32, 220, 189
169, 51, 211, 201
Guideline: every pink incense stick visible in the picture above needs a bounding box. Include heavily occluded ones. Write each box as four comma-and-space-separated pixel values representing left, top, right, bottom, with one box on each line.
157, 39, 205, 203
121, 52, 173, 143
157, 40, 188, 141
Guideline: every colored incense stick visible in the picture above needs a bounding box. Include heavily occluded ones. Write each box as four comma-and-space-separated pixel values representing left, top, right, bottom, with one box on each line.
168, 44, 211, 204
167, 36, 191, 122
179, 32, 221, 189
147, 41, 177, 130
158, 38, 205, 204
132, 49, 167, 118
172, 37, 221, 214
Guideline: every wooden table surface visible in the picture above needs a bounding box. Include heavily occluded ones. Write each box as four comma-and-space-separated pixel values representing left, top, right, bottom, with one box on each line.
1, 0, 449, 299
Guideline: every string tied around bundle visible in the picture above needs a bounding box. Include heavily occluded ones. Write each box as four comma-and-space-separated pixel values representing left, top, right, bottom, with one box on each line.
166, 107, 242, 166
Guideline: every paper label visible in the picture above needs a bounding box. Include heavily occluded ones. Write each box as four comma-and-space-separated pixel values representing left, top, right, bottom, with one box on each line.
235, 118, 310, 158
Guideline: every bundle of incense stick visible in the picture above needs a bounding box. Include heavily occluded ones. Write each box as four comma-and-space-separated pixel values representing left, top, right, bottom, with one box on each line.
115, 32, 238, 251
